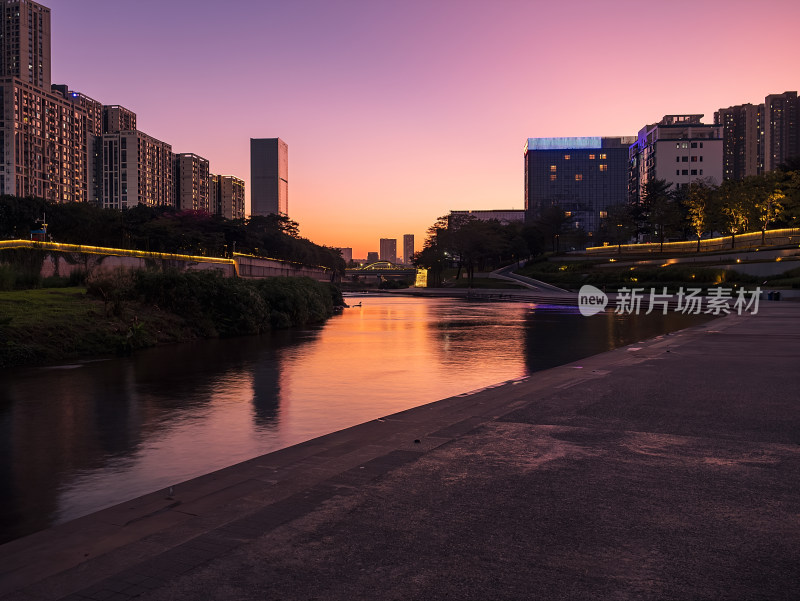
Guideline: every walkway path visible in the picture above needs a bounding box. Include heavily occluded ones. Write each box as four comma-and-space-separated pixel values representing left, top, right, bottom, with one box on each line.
2, 305, 799, 600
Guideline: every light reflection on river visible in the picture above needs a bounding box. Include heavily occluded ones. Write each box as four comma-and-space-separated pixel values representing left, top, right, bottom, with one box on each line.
0, 295, 708, 543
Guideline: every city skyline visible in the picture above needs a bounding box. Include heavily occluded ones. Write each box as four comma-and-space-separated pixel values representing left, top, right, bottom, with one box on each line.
41, 0, 800, 257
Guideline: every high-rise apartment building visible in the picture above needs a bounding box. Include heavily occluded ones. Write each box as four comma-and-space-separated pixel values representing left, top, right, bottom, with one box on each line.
174, 153, 210, 212
0, 0, 51, 89
379, 238, 397, 264
102, 130, 173, 209
403, 234, 414, 265
764, 91, 799, 171
714, 103, 764, 180
250, 138, 288, 217
102, 105, 137, 134
366, 251, 379, 263
628, 115, 723, 204
337, 248, 353, 264
210, 174, 245, 220
525, 137, 634, 234
0, 78, 90, 202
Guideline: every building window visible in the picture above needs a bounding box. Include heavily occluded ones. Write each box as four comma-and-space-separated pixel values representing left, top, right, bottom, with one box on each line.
691, 156, 698, 162
676, 170, 680, 176
599, 153, 607, 159
589, 154, 595, 160
700, 142, 704, 148
575, 174, 583, 181
564, 154, 570, 160
676, 156, 680, 163
550, 165, 557, 172
691, 142, 697, 148
599, 164, 607, 171
700, 169, 703, 175
682, 156, 689, 162
691, 169, 697, 175
550, 174, 557, 181
699, 156, 703, 162
564, 211, 572, 217
681, 142, 689, 149
682, 169, 688, 175
599, 211, 608, 218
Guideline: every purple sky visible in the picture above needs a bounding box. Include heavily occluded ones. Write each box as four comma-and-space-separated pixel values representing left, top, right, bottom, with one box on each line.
49, 0, 800, 258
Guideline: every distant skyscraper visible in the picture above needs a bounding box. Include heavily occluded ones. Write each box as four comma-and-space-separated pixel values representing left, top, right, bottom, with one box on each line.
714, 103, 764, 180
337, 248, 353, 263
174, 153, 210, 212
403, 235, 414, 264
366, 251, 379, 263
379, 238, 397, 264
250, 138, 288, 217
0, 0, 51, 89
525, 136, 634, 234
628, 115, 723, 205
764, 92, 799, 171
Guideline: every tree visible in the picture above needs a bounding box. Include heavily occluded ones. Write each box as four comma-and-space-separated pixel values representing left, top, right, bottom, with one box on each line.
755, 189, 785, 244
684, 178, 718, 251
641, 179, 681, 251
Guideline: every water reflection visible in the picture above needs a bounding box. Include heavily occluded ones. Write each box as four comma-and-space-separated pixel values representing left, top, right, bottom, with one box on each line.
0, 295, 707, 543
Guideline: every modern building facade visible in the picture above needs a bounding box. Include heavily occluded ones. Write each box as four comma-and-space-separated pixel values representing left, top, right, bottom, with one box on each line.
337, 247, 353, 263
251, 138, 288, 217
449, 210, 525, 225
628, 115, 723, 203
0, 0, 51, 89
0, 78, 90, 202
174, 153, 210, 212
764, 92, 799, 171
103, 105, 136, 135
525, 137, 633, 234
101, 130, 173, 210
402, 234, 414, 264
210, 174, 245, 220
379, 238, 397, 264
714, 103, 764, 180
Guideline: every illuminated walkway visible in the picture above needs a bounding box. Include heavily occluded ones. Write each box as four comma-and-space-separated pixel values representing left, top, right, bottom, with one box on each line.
1, 305, 799, 600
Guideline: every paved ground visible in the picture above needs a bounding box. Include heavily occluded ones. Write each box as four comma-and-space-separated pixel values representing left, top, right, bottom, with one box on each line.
2, 304, 799, 600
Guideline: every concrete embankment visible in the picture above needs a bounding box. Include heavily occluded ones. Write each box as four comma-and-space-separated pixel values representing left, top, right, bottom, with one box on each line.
1, 305, 799, 600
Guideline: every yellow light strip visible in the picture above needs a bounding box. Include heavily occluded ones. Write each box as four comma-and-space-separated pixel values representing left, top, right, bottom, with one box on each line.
587, 228, 800, 253
0, 240, 330, 271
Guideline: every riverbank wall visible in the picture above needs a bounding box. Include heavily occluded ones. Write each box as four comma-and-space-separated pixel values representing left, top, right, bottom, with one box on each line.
0, 240, 331, 281
1, 304, 798, 600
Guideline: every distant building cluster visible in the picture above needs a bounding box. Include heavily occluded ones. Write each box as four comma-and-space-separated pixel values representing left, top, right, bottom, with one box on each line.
0, 0, 253, 220
522, 93, 799, 234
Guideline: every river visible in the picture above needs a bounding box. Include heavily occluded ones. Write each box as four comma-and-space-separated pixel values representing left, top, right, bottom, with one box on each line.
0, 294, 708, 543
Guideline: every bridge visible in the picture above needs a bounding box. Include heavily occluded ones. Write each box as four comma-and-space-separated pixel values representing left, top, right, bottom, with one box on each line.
345, 261, 417, 280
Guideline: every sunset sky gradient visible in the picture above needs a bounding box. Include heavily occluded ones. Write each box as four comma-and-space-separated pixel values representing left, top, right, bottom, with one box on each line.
49, 0, 800, 258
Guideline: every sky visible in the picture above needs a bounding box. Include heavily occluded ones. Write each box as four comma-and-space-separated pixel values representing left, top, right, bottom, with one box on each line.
49, 0, 800, 259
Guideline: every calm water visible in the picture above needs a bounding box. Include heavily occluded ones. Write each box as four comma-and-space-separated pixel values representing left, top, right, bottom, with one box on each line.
0, 295, 707, 543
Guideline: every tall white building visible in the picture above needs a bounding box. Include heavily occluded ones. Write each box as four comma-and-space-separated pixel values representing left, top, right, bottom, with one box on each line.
629, 115, 723, 203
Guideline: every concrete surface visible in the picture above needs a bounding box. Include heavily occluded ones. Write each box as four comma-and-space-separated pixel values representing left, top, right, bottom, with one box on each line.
1, 305, 799, 601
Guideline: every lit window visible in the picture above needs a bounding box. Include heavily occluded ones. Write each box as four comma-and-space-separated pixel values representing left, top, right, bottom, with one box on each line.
575, 174, 583, 181
681, 142, 689, 149
564, 154, 570, 160
599, 153, 607, 159
550, 174, 557, 181
691, 156, 698, 162
550, 165, 557, 172
564, 211, 572, 217
589, 154, 596, 160
599, 164, 608, 171
599, 211, 608, 218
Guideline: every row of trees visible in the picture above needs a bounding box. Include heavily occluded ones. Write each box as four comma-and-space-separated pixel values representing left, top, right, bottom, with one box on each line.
0, 196, 346, 274
415, 159, 800, 286
600, 159, 800, 250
